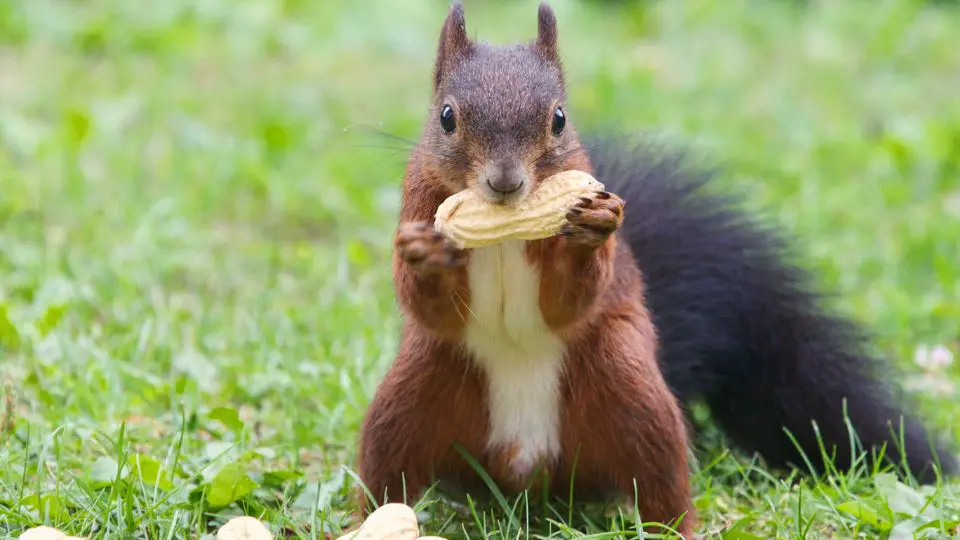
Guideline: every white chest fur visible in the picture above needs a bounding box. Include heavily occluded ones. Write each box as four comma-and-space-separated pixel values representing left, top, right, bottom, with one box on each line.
463, 240, 566, 479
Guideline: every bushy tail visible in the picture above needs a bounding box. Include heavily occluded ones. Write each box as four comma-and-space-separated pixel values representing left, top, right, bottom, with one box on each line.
586, 133, 957, 483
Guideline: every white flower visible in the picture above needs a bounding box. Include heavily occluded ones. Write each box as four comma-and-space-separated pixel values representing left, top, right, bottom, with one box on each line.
914, 344, 954, 371
930, 345, 954, 369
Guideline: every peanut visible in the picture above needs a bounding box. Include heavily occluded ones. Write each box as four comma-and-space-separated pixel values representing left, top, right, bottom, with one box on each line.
216, 516, 273, 540
433, 169, 604, 248
335, 503, 419, 540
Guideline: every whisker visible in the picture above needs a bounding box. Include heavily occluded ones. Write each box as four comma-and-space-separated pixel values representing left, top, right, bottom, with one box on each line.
337, 143, 415, 153
333, 142, 466, 165
365, 129, 422, 148
359, 129, 467, 164
335, 123, 424, 153
453, 289, 478, 324
528, 141, 604, 171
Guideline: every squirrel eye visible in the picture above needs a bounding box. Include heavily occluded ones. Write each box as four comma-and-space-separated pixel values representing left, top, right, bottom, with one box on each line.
551, 106, 566, 136
439, 104, 456, 134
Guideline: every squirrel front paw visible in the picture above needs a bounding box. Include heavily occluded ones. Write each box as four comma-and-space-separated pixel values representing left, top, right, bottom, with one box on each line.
560, 190, 624, 248
396, 221, 468, 274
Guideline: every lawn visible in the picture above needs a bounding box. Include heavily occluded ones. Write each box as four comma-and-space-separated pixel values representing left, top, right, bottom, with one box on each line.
1, 0, 959, 538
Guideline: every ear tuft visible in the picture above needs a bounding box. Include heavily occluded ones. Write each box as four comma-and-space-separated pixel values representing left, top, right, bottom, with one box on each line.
445, 2, 469, 48
433, 2, 472, 92
535, 2, 559, 62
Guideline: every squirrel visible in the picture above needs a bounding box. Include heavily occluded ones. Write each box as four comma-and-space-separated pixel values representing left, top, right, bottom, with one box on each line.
355, 2, 957, 537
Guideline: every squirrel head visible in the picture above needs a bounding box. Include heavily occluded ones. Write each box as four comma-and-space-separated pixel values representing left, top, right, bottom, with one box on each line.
417, 2, 591, 205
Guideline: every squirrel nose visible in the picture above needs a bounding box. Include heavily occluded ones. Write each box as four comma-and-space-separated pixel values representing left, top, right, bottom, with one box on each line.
486, 162, 525, 194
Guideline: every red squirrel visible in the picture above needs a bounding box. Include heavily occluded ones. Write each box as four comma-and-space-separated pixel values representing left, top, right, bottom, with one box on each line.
356, 1, 958, 537
356, 2, 695, 536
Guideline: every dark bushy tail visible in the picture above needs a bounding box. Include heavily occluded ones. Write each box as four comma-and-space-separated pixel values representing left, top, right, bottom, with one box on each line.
586, 133, 958, 483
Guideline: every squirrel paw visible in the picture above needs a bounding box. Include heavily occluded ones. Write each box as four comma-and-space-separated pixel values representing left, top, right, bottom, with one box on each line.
397, 221, 468, 274
560, 190, 624, 248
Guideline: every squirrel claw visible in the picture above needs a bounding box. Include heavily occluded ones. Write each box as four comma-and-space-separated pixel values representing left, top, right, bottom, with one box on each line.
397, 221, 467, 274
561, 190, 625, 248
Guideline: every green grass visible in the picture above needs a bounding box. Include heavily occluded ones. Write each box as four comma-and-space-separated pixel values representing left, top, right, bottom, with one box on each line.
1, 0, 959, 538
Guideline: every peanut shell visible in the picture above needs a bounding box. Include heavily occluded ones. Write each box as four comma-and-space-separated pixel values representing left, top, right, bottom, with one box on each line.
216, 516, 273, 540
19, 527, 68, 540
335, 503, 419, 540
433, 169, 604, 248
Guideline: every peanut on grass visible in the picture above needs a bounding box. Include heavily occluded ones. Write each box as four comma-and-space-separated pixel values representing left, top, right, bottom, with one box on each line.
335, 503, 421, 540
433, 169, 604, 248
215, 516, 273, 540
18, 526, 85, 540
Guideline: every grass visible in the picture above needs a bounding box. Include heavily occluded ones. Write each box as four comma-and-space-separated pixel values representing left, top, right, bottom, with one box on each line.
1, 0, 959, 537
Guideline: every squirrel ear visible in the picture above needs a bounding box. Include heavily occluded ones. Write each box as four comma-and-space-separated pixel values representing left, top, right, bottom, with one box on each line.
535, 2, 559, 62
433, 2, 472, 92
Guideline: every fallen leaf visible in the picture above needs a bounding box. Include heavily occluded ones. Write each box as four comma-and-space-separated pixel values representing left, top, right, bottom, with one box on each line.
209, 406, 244, 433
88, 456, 124, 488
127, 453, 174, 490
836, 500, 893, 531
206, 463, 259, 508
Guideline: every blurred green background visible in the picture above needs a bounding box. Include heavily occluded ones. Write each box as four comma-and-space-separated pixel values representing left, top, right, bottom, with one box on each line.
1, 0, 958, 538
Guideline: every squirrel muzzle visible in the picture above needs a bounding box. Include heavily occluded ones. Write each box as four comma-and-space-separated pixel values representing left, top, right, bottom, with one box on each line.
477, 157, 531, 204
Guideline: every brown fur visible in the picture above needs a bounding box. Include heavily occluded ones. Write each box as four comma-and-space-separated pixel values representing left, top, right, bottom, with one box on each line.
391, 162, 470, 341
357, 2, 696, 537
